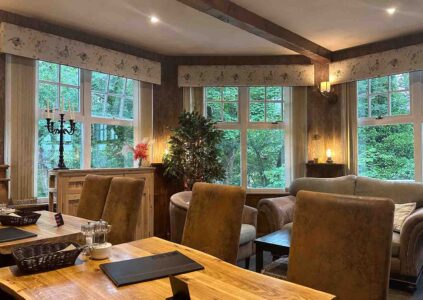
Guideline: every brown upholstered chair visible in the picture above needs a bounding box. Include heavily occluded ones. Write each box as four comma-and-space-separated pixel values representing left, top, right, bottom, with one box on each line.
101, 177, 145, 245
169, 191, 257, 267
76, 175, 113, 220
287, 191, 394, 300
181, 182, 246, 264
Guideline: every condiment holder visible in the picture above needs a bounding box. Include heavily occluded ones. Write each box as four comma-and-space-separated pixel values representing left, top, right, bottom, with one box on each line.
81, 220, 112, 260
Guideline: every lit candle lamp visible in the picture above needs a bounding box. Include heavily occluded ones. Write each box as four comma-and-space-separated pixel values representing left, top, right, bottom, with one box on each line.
326, 149, 333, 164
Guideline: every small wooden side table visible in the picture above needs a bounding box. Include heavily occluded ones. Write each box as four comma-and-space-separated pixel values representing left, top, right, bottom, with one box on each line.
305, 163, 346, 178
254, 229, 291, 272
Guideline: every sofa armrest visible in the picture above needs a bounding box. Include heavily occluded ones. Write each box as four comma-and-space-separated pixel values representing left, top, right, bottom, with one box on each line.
400, 207, 423, 277
257, 195, 296, 236
242, 205, 258, 228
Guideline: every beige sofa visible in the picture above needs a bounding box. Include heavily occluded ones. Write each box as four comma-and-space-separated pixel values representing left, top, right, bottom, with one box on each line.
170, 191, 257, 267
257, 175, 423, 286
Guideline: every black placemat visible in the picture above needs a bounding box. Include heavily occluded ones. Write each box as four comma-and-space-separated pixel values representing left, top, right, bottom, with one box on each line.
100, 251, 204, 287
0, 227, 37, 243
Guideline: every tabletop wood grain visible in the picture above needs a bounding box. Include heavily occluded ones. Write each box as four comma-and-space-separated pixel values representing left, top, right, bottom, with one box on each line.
0, 237, 335, 300
0, 211, 88, 254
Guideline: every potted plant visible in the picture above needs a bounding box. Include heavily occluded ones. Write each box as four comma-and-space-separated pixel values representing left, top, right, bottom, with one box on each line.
164, 111, 225, 190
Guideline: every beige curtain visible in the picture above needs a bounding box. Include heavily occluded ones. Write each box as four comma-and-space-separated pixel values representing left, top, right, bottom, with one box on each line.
183, 87, 203, 113
290, 87, 308, 179
340, 81, 358, 175
5, 55, 36, 201
137, 82, 154, 164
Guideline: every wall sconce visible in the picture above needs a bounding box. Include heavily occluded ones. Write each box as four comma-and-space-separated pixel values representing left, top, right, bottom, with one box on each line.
318, 81, 338, 104
326, 148, 333, 164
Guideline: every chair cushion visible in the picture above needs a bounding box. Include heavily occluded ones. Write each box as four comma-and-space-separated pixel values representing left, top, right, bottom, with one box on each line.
262, 256, 289, 280
239, 224, 256, 245
393, 203, 416, 233
392, 232, 400, 258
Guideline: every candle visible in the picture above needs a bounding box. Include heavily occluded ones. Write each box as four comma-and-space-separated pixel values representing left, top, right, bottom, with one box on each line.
60, 97, 64, 112
46, 99, 50, 118
68, 100, 72, 120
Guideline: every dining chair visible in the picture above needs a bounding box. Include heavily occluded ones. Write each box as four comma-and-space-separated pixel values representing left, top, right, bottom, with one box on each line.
76, 175, 113, 221
181, 182, 246, 264
101, 177, 145, 245
287, 191, 394, 300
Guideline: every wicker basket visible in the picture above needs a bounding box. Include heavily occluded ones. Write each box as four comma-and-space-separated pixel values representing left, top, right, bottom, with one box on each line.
0, 211, 41, 226
13, 241, 82, 273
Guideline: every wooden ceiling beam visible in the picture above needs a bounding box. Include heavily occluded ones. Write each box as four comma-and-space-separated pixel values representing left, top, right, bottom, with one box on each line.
176, 0, 332, 63
332, 31, 423, 61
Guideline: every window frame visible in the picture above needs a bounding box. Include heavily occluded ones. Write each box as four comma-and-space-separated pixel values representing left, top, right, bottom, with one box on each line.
204, 86, 291, 193
357, 71, 423, 182
35, 61, 140, 197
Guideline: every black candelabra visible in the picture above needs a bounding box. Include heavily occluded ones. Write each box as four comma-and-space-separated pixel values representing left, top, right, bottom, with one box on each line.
46, 112, 76, 170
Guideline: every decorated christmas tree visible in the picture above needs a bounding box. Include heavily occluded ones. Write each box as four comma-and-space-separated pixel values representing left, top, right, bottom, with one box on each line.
164, 111, 225, 190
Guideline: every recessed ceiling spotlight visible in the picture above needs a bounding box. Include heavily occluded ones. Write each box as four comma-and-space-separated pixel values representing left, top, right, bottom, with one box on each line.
386, 7, 396, 15
150, 16, 159, 24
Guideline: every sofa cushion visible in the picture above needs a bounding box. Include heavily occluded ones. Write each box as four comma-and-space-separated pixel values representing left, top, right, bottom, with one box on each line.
355, 177, 423, 208
393, 203, 416, 233
239, 224, 256, 245
392, 232, 400, 257
289, 175, 356, 196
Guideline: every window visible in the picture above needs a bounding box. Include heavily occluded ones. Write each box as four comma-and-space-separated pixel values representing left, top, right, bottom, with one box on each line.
205, 86, 289, 191
357, 72, 423, 181
36, 62, 138, 197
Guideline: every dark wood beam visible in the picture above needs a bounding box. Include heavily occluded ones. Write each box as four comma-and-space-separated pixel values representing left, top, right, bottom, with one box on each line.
169, 55, 311, 65
332, 31, 423, 61
176, 0, 332, 63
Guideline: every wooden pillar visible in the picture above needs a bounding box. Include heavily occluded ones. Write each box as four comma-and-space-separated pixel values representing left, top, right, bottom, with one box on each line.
152, 61, 184, 163
307, 63, 343, 163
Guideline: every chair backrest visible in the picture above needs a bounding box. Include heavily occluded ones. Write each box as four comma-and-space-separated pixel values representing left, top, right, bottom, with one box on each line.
181, 182, 246, 264
101, 177, 145, 245
76, 175, 113, 220
288, 191, 394, 300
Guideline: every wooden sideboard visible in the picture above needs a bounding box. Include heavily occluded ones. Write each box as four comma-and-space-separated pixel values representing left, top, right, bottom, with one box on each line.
48, 167, 155, 239
0, 165, 9, 205
305, 163, 346, 178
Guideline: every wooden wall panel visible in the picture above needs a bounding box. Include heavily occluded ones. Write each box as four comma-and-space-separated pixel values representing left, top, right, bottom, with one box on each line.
152, 62, 184, 163
306, 87, 343, 163
0, 54, 4, 165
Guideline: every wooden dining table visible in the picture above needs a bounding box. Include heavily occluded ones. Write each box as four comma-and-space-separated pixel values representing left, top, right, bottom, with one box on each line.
0, 237, 335, 300
0, 210, 88, 255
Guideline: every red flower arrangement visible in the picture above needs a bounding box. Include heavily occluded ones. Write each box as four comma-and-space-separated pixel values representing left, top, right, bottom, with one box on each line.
122, 139, 154, 167
134, 143, 148, 161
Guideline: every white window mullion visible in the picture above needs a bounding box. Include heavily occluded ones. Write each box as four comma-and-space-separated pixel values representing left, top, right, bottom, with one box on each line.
239, 87, 248, 189
411, 71, 423, 182
82, 70, 92, 169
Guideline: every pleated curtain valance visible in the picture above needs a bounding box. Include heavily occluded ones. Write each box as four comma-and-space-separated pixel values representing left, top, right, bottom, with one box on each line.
330, 43, 423, 84
0, 22, 161, 85
178, 64, 315, 87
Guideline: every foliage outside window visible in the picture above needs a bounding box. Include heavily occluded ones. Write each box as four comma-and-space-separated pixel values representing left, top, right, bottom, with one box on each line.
36, 61, 136, 197
357, 73, 416, 181
205, 86, 288, 190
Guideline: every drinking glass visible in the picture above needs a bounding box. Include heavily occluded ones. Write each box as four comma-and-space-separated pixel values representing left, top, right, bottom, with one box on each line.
81, 222, 94, 255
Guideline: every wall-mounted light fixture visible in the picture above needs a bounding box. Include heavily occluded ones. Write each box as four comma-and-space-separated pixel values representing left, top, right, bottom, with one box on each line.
318, 81, 338, 104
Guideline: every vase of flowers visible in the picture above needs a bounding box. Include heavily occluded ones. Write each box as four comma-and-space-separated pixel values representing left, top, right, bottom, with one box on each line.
134, 143, 148, 167
122, 138, 153, 168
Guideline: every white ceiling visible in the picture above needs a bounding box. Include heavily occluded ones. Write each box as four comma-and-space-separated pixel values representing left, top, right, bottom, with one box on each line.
0, 0, 422, 56
0, 0, 294, 56
233, 0, 423, 51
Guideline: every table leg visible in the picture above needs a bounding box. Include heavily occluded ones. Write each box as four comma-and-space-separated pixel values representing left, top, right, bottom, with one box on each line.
256, 246, 263, 273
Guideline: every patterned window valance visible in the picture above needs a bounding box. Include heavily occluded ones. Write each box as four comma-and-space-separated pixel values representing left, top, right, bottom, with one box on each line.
178, 64, 314, 87
0, 22, 161, 84
330, 43, 423, 84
